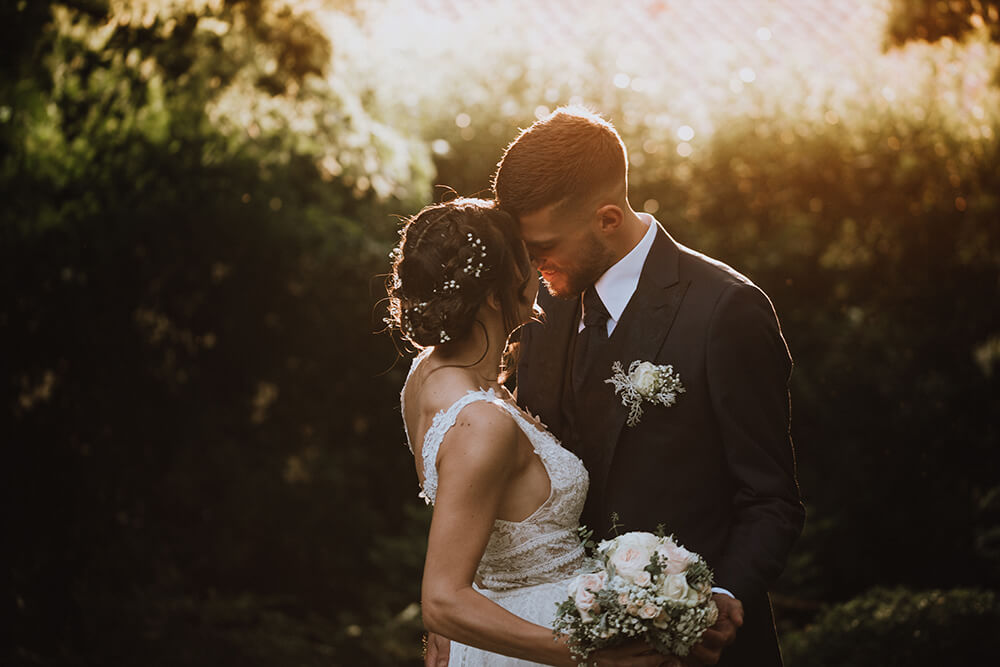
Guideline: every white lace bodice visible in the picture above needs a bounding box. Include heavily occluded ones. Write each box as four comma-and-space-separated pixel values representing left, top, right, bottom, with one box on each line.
401, 352, 589, 592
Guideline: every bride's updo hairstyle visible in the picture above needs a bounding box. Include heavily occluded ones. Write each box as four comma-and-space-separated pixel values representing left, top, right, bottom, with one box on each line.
387, 197, 534, 349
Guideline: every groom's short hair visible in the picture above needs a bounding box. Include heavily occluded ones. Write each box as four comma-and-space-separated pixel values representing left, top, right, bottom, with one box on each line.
492, 106, 628, 219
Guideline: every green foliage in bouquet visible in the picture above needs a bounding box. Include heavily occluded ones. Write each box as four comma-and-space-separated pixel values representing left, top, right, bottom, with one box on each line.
782, 587, 1000, 666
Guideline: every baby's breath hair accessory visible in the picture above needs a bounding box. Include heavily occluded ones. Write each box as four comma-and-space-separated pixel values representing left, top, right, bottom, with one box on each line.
393, 301, 428, 340
463, 232, 487, 277
605, 360, 686, 427
438, 330, 451, 343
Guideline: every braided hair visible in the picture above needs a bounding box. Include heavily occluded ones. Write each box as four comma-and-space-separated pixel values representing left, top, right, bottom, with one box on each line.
387, 197, 534, 350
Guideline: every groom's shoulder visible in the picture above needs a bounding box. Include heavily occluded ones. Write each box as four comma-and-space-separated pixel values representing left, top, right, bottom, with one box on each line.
674, 240, 757, 293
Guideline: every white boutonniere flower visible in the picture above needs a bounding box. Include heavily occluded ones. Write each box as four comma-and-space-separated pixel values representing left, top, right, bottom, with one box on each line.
605, 360, 685, 426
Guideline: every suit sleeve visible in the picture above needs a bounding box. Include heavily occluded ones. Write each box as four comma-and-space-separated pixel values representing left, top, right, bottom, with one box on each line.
705, 282, 805, 602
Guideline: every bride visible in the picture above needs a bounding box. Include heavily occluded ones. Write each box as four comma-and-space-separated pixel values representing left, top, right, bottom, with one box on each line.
387, 198, 669, 667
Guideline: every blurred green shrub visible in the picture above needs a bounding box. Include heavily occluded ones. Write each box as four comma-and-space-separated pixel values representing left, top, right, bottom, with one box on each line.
3, 1, 431, 665
782, 587, 1000, 666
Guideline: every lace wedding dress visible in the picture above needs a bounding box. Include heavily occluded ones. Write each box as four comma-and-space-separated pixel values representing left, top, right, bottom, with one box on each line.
402, 351, 590, 666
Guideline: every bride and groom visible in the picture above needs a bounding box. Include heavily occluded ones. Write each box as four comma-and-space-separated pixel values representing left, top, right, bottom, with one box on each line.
389, 107, 805, 666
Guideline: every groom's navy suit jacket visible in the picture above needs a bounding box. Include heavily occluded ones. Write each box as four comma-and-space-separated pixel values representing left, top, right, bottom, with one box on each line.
516, 222, 805, 667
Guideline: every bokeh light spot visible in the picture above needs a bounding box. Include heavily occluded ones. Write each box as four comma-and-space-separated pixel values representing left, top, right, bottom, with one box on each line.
431, 139, 450, 155
677, 125, 695, 141
455, 113, 471, 128
643, 198, 660, 214
677, 142, 693, 157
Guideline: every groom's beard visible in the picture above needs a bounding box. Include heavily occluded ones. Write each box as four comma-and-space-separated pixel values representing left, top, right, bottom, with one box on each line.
542, 233, 613, 300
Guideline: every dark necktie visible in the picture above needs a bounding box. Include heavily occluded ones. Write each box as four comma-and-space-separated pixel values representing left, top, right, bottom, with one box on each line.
572, 288, 610, 394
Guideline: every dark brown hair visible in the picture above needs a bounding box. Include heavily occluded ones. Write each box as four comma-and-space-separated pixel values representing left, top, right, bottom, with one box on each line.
386, 197, 534, 350
492, 106, 628, 218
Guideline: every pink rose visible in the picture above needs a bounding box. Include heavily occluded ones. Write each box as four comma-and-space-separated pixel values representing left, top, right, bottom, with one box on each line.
609, 545, 652, 584
569, 572, 605, 622
656, 539, 696, 575
638, 602, 661, 620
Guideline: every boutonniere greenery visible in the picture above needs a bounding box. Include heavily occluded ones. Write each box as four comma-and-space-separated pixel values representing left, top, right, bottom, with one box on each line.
605, 360, 685, 427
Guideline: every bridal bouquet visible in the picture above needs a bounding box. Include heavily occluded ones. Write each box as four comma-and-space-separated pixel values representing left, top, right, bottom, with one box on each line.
553, 531, 718, 663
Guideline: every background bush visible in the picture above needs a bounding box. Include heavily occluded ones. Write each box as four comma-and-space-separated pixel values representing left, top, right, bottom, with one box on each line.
782, 587, 1000, 667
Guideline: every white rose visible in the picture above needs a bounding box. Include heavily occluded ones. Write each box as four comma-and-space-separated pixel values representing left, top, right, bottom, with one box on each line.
605, 532, 660, 561
659, 573, 692, 602
611, 531, 661, 551
629, 362, 660, 396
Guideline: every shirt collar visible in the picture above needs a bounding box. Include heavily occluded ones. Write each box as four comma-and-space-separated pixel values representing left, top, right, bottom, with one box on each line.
592, 213, 658, 323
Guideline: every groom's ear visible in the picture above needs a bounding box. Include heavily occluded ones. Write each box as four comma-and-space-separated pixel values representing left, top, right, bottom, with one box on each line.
595, 204, 624, 233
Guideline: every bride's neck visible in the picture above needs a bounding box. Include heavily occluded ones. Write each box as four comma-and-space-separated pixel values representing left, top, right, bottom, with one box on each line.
435, 317, 507, 387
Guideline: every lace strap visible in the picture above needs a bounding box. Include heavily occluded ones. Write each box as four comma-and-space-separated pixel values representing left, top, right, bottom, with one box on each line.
419, 388, 499, 505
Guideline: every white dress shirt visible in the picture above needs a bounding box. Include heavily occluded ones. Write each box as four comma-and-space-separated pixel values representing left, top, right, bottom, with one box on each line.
579, 213, 658, 335
577, 212, 736, 600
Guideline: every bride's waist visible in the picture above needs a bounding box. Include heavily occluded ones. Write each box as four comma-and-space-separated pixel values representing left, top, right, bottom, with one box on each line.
473, 579, 569, 600
476, 539, 585, 592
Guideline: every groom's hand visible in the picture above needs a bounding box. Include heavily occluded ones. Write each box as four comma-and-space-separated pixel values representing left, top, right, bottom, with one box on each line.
688, 593, 744, 665
424, 631, 450, 667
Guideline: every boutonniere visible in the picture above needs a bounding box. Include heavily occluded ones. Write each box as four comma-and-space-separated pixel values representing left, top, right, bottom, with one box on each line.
604, 360, 686, 427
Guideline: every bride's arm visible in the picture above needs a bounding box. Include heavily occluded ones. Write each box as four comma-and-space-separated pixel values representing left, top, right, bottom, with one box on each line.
420, 402, 574, 665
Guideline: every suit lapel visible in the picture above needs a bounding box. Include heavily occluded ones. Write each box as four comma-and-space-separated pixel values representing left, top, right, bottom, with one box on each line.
588, 223, 689, 496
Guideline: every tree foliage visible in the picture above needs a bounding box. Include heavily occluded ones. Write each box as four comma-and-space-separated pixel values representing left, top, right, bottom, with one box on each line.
4, 1, 431, 664
886, 0, 1000, 47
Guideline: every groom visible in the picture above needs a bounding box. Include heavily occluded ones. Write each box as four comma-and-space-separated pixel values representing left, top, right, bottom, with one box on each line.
498, 107, 805, 667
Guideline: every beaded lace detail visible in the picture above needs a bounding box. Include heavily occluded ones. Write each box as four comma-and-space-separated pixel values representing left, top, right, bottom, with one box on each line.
401, 353, 589, 591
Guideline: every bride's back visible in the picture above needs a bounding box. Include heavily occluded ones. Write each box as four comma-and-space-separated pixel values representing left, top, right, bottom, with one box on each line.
402, 351, 552, 524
